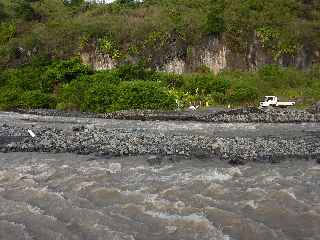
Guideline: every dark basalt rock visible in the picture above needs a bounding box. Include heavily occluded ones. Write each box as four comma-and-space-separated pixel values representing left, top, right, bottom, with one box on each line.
12, 107, 320, 123
228, 158, 246, 166
72, 125, 85, 132
308, 101, 320, 114
2, 108, 320, 164
0, 136, 26, 145
1, 123, 319, 165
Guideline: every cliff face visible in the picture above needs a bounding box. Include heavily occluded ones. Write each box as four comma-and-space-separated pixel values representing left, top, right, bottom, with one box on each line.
80, 36, 319, 73
80, 50, 117, 71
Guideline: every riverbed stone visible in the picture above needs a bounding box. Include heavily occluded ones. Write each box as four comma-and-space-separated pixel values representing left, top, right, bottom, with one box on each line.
1, 108, 320, 164
13, 107, 320, 123
1, 122, 319, 165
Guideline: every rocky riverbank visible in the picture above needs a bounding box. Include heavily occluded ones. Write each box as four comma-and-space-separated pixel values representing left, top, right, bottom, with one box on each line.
14, 107, 320, 123
1, 121, 320, 164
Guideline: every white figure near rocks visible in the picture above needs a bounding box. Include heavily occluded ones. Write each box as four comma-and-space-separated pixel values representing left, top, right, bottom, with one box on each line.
27, 129, 36, 138
188, 105, 199, 111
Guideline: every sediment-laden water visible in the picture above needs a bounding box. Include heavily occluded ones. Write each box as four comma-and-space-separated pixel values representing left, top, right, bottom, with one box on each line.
0, 153, 320, 240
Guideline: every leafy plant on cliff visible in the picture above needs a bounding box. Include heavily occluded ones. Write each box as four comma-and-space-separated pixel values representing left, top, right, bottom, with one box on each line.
98, 36, 123, 60
0, 23, 16, 45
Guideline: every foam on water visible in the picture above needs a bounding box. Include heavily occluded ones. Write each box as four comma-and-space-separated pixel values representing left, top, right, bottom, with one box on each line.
108, 162, 122, 173
0, 170, 8, 181
262, 171, 282, 184
196, 169, 233, 182
129, 165, 146, 171
279, 189, 297, 200
26, 204, 45, 215
150, 164, 174, 173
144, 210, 212, 228
309, 165, 320, 171
226, 167, 242, 176
0, 152, 320, 240
244, 200, 259, 209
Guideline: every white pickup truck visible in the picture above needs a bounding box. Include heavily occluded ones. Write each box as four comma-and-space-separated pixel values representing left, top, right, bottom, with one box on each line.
259, 96, 295, 108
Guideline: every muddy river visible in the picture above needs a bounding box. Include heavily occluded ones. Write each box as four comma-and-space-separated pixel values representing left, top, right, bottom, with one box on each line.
0, 153, 319, 240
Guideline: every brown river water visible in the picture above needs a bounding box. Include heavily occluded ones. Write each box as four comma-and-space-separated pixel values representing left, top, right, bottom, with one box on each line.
0, 152, 320, 240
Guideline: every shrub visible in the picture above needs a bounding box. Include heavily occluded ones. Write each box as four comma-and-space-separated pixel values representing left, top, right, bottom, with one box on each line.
182, 74, 231, 95
257, 65, 282, 83
10, 0, 35, 20
81, 81, 118, 112
42, 58, 92, 92
257, 65, 308, 89
89, 70, 121, 84
228, 82, 259, 104
57, 77, 89, 111
154, 72, 184, 89
115, 64, 155, 81
1, 66, 45, 91
308, 64, 320, 82
208, 91, 227, 105
20, 90, 57, 109
0, 87, 22, 110
211, 76, 232, 94
113, 81, 176, 111
0, 69, 4, 86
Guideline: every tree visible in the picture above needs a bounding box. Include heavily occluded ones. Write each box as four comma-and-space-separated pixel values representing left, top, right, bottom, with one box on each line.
9, 0, 35, 20
0, 2, 7, 20
205, 0, 225, 36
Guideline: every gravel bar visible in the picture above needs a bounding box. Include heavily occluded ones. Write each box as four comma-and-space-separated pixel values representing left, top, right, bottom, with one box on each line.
1, 109, 320, 164
14, 107, 320, 123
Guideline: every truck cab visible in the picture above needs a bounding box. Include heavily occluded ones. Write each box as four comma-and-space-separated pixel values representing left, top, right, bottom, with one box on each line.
260, 96, 295, 108
260, 96, 278, 107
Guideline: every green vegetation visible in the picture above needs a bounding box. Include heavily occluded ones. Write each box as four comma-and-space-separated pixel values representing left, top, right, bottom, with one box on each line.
0, 59, 319, 111
0, 0, 319, 68
0, 0, 319, 111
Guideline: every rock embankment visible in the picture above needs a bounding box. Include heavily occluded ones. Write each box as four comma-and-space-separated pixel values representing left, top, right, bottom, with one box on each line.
1, 123, 319, 164
104, 107, 320, 123
15, 107, 320, 123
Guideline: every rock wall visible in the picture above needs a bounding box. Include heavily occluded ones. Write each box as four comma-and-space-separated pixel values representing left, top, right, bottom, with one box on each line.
161, 57, 186, 74
81, 50, 117, 71
80, 36, 319, 74
187, 37, 228, 74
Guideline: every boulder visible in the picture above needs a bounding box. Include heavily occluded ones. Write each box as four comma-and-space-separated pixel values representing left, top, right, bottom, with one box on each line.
308, 101, 320, 113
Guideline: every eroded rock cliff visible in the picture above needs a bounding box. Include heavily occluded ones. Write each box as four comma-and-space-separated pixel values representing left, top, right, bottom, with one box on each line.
80, 36, 319, 73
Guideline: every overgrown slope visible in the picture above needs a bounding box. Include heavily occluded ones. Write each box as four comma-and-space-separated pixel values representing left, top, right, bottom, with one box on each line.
0, 0, 319, 112
0, 0, 319, 68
